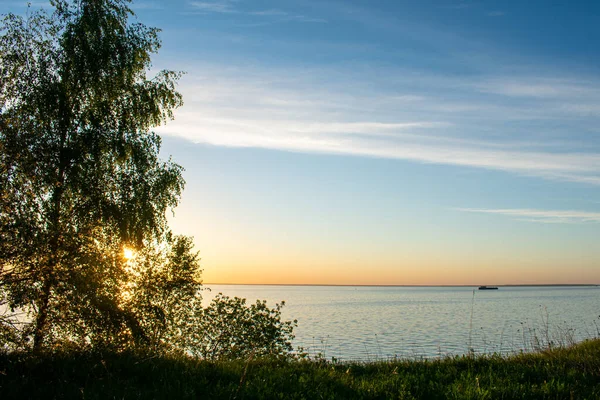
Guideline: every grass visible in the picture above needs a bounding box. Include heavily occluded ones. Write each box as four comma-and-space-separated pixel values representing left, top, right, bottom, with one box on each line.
1, 339, 599, 399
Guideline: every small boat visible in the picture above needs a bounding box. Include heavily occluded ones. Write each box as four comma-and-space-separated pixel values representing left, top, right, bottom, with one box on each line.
478, 286, 498, 290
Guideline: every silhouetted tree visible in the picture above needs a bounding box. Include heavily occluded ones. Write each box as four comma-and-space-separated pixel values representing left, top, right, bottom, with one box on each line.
0, 0, 184, 351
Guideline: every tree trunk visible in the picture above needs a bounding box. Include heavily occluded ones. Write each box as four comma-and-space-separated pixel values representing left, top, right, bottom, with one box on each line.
32, 89, 71, 352
32, 145, 68, 351
32, 183, 63, 352
32, 277, 52, 352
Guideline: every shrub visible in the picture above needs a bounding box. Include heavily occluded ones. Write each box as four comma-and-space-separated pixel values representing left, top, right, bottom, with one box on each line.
187, 294, 297, 360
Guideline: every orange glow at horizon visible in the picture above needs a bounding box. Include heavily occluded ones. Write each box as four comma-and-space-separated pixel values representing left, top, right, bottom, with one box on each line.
168, 207, 600, 287
200, 257, 600, 286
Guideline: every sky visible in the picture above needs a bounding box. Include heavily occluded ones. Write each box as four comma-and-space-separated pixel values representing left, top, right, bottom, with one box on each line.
4, 0, 600, 285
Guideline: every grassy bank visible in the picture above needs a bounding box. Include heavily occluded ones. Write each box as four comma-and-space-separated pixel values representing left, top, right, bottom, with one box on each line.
1, 340, 599, 399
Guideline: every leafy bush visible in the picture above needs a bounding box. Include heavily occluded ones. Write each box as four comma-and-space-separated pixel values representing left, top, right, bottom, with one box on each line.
187, 294, 297, 360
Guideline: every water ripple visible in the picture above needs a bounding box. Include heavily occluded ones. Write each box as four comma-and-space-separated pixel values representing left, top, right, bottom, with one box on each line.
204, 285, 600, 361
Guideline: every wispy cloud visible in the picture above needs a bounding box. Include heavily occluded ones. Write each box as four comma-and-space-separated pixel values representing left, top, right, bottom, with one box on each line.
156, 63, 600, 186
288, 15, 328, 23
189, 1, 237, 13
131, 1, 164, 10
476, 78, 600, 99
187, 1, 326, 23
457, 208, 600, 223
249, 9, 288, 17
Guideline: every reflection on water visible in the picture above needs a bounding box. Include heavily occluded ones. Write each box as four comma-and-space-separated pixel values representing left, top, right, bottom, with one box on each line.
204, 285, 600, 361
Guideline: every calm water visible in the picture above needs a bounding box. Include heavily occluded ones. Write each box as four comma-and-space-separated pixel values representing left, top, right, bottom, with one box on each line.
204, 285, 600, 361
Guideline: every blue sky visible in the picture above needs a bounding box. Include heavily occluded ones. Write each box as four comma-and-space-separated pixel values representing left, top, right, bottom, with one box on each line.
5, 0, 600, 284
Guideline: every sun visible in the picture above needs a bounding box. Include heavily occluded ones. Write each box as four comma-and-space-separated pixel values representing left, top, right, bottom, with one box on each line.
123, 247, 135, 261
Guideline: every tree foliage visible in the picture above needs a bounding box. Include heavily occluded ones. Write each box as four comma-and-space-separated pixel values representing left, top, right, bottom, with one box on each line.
0, 0, 184, 351
121, 234, 204, 353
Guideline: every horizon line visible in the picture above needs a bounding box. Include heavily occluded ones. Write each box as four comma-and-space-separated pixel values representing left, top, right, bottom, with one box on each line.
203, 283, 600, 288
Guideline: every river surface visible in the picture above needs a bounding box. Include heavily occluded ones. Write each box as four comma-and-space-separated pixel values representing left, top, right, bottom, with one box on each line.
204, 285, 600, 361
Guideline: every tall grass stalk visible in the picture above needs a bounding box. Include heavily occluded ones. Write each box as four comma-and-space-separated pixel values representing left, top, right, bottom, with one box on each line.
467, 289, 475, 354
